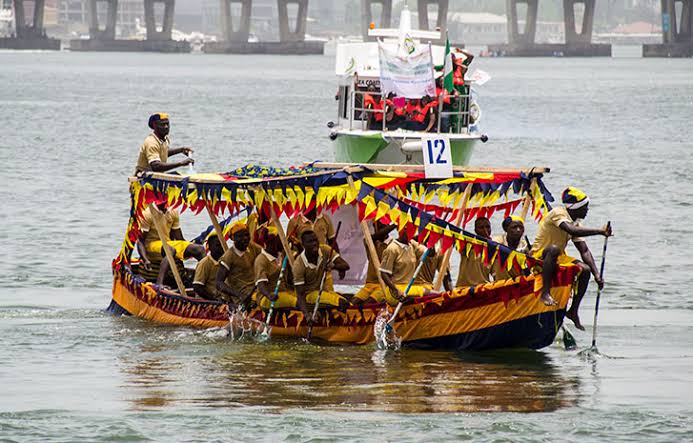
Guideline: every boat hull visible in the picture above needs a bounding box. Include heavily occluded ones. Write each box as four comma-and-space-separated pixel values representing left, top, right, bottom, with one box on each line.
111, 265, 578, 351
332, 130, 478, 165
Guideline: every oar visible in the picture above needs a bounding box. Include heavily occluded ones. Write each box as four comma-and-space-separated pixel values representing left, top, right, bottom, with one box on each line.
304, 221, 342, 340
262, 254, 289, 338
590, 221, 611, 351
306, 247, 336, 341
385, 248, 431, 334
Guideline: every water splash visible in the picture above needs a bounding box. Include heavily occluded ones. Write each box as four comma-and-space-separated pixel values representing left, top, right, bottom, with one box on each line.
227, 308, 269, 341
373, 309, 401, 351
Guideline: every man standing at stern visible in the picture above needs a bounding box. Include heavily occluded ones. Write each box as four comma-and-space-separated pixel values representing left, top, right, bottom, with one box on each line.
135, 113, 194, 174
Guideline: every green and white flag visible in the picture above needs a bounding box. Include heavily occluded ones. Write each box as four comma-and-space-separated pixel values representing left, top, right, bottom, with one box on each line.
443, 33, 454, 93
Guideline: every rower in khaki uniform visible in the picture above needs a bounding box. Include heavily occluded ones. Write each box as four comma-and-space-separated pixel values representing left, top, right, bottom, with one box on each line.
374, 230, 430, 306
192, 232, 224, 300
135, 113, 194, 174
351, 221, 396, 305
530, 187, 612, 330
254, 227, 297, 309
216, 223, 262, 308
456, 217, 493, 288
293, 230, 350, 322
413, 244, 452, 291
287, 207, 338, 250
492, 215, 530, 282
136, 198, 205, 284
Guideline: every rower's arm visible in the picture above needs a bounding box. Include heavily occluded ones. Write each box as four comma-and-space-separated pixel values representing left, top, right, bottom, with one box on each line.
149, 158, 193, 173
171, 227, 184, 241
136, 239, 150, 266
575, 241, 600, 281
380, 271, 401, 299
257, 281, 276, 302
443, 271, 452, 292
294, 285, 311, 320
215, 265, 243, 305
193, 283, 216, 300
332, 256, 350, 273
559, 221, 607, 238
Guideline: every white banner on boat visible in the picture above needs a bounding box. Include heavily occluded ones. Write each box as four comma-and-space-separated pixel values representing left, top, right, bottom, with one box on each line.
330, 205, 367, 286
378, 41, 436, 99
422, 135, 453, 179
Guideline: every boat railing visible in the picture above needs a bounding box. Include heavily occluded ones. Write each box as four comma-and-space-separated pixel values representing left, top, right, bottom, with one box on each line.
349, 89, 387, 131
436, 89, 471, 134
346, 80, 472, 135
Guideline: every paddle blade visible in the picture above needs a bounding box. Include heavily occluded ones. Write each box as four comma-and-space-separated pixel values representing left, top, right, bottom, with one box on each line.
562, 328, 577, 350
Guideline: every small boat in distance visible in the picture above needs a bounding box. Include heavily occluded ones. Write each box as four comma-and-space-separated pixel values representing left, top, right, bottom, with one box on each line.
329, 6, 487, 166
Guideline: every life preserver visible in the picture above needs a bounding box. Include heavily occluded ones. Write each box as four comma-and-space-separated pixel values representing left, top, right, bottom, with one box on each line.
363, 93, 376, 109
373, 100, 385, 121
435, 87, 451, 105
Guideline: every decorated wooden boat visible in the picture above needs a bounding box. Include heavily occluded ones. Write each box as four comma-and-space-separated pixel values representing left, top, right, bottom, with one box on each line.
109, 162, 580, 351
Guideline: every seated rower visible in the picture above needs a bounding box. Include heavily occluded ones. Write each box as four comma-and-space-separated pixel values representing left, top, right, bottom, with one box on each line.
413, 244, 452, 291
136, 198, 205, 285
374, 229, 430, 306
492, 215, 530, 282
351, 221, 396, 305
254, 227, 297, 309
216, 222, 262, 309
135, 113, 194, 175
530, 187, 612, 330
192, 232, 224, 300
287, 207, 339, 251
293, 230, 350, 321
456, 217, 493, 288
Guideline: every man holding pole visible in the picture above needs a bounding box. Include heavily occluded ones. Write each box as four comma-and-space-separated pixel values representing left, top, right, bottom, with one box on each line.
192, 232, 224, 300
455, 217, 493, 288
287, 207, 339, 251
530, 187, 612, 330
254, 227, 296, 309
351, 221, 395, 305
216, 223, 262, 308
375, 230, 431, 306
293, 230, 350, 322
136, 198, 206, 284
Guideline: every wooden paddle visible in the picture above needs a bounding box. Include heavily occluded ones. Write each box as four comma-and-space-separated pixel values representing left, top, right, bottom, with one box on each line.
590, 221, 611, 350
263, 254, 289, 337
385, 247, 431, 334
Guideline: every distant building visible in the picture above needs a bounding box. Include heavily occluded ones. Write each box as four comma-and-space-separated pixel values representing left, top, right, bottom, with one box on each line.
447, 12, 564, 45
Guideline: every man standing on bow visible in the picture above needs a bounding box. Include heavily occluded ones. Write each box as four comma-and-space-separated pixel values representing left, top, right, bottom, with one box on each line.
135, 113, 195, 174
530, 187, 612, 330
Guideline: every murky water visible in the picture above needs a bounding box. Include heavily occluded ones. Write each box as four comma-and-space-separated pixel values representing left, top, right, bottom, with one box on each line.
1, 51, 692, 441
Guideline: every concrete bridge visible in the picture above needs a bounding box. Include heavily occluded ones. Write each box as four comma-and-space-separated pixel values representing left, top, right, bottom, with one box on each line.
1, 0, 691, 57
203, 0, 324, 54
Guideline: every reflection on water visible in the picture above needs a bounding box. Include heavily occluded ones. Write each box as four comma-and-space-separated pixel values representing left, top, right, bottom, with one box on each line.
116, 320, 579, 413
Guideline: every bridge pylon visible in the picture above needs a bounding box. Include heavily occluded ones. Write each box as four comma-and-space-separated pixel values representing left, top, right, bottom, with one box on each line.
0, 0, 60, 50
644, 0, 693, 57
488, 0, 610, 56
69, 0, 190, 52
204, 0, 323, 54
